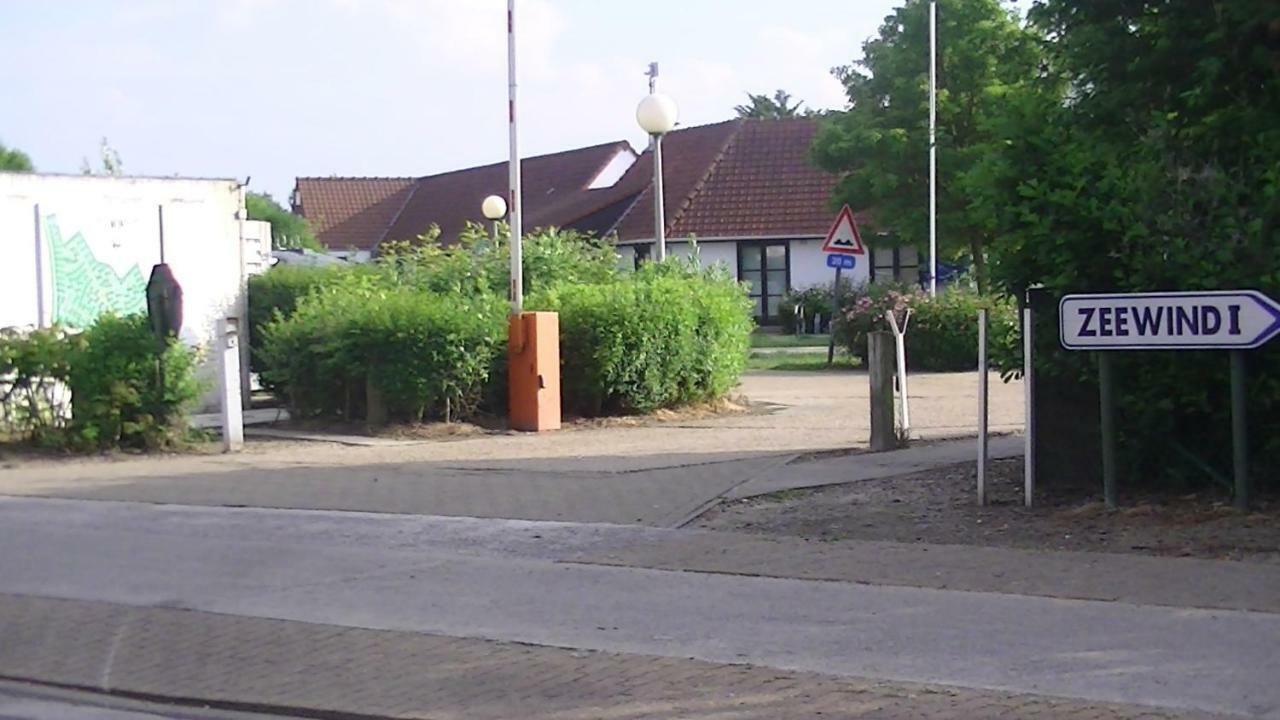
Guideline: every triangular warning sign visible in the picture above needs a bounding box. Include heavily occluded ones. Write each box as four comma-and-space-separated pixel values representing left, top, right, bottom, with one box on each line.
821, 205, 866, 255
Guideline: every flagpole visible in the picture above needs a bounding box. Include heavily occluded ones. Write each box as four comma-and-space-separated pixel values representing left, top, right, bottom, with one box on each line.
508, 0, 523, 315
928, 0, 938, 297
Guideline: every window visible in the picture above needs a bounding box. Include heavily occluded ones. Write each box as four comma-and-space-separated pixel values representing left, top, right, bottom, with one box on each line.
633, 243, 651, 270
737, 241, 789, 324
870, 244, 921, 285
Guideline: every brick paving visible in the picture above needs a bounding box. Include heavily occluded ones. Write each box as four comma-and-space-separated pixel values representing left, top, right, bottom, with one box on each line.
0, 593, 1221, 719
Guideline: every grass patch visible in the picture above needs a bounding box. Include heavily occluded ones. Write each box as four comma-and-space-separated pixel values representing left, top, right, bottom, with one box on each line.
746, 350, 859, 372
750, 332, 832, 349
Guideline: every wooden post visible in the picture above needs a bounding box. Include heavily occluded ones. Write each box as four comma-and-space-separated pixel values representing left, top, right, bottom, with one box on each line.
868, 331, 896, 452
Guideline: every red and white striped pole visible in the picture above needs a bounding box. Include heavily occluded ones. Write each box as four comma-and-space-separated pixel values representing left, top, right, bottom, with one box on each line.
507, 0, 523, 315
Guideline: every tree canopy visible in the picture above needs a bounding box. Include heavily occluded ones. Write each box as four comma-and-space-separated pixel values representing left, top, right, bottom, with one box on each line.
971, 0, 1280, 483
0, 142, 34, 172
247, 191, 322, 251
811, 0, 1041, 290
735, 89, 810, 118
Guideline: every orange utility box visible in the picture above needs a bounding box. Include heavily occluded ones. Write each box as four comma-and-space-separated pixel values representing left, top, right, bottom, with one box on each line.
508, 311, 561, 432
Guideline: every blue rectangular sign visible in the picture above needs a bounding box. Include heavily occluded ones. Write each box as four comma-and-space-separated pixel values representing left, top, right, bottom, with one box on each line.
1060, 290, 1280, 351
826, 254, 856, 270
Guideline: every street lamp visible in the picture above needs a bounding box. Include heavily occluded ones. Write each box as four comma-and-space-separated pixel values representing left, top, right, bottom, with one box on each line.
636, 91, 678, 261
481, 194, 507, 239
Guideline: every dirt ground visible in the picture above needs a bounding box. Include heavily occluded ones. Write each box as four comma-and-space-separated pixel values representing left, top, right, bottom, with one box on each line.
698, 457, 1280, 563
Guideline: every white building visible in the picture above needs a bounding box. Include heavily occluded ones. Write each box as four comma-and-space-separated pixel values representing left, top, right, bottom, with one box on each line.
0, 172, 270, 407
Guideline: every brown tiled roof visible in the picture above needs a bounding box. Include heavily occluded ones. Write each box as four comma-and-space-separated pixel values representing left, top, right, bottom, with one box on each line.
293, 177, 415, 251
296, 141, 636, 251
296, 119, 850, 251
611, 118, 844, 242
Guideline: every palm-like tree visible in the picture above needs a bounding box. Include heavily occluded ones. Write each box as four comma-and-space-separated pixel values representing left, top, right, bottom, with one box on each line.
734, 89, 808, 118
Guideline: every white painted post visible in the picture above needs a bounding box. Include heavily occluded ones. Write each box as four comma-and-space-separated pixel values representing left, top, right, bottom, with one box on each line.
217, 318, 244, 452
885, 308, 912, 437
1022, 305, 1035, 507
977, 308, 989, 505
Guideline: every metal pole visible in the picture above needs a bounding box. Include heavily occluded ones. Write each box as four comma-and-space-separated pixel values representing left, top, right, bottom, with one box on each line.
827, 265, 842, 365
33, 203, 46, 328
158, 204, 166, 263
927, 0, 938, 297
1098, 352, 1118, 510
507, 0, 523, 315
977, 308, 988, 505
1231, 350, 1250, 511
1022, 305, 1035, 507
653, 134, 667, 261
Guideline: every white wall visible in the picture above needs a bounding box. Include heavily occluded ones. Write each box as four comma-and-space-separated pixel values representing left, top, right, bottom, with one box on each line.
615, 244, 636, 270
692, 241, 737, 276
789, 237, 870, 291
619, 238, 873, 291
0, 173, 250, 410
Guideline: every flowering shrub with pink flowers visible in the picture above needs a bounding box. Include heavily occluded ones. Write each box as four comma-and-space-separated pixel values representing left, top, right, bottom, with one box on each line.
836, 284, 1019, 372
836, 284, 920, 364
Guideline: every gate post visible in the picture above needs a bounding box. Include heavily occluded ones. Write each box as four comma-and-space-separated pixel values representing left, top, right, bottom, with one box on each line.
868, 331, 896, 452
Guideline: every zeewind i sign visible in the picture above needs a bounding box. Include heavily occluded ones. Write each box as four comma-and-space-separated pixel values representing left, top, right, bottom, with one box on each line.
1058, 288, 1280, 511
1061, 290, 1280, 350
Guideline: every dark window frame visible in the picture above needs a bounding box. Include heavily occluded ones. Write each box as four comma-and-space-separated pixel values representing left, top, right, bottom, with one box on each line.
736, 240, 791, 324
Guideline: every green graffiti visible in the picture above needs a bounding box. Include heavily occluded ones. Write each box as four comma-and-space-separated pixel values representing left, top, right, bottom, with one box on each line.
45, 215, 147, 329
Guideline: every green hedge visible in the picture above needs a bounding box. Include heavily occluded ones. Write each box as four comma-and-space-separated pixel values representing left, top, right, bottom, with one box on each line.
536, 262, 753, 415
260, 277, 507, 422
2, 315, 201, 449
837, 285, 1019, 372
252, 231, 754, 422
247, 264, 350, 376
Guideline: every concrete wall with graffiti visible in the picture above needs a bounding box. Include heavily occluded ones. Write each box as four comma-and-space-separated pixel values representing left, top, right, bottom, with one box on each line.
0, 172, 268, 408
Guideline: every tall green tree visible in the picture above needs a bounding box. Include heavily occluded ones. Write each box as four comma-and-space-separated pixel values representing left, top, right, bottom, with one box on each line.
811, 0, 1041, 291
735, 89, 809, 118
247, 191, 321, 251
0, 142, 34, 172
975, 0, 1280, 484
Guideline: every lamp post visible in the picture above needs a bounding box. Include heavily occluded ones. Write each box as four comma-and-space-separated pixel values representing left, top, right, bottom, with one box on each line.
636, 90, 678, 261
481, 194, 507, 240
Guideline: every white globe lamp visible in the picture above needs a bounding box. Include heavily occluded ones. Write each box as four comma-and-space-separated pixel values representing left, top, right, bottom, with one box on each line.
481, 194, 507, 221
636, 93, 678, 135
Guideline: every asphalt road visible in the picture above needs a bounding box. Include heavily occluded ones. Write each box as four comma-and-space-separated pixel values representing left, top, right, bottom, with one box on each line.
0, 497, 1275, 718
0, 680, 292, 720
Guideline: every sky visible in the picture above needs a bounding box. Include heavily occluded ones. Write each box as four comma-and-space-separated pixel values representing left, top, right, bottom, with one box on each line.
1, 0, 1017, 202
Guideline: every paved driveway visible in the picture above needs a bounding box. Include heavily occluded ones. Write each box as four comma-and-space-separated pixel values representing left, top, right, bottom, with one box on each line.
0, 371, 1023, 526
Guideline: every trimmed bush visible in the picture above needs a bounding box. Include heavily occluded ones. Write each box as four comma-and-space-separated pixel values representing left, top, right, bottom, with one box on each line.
377, 223, 619, 297
536, 261, 753, 415
260, 277, 507, 422
837, 285, 1019, 372
247, 264, 351, 374
65, 314, 201, 449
